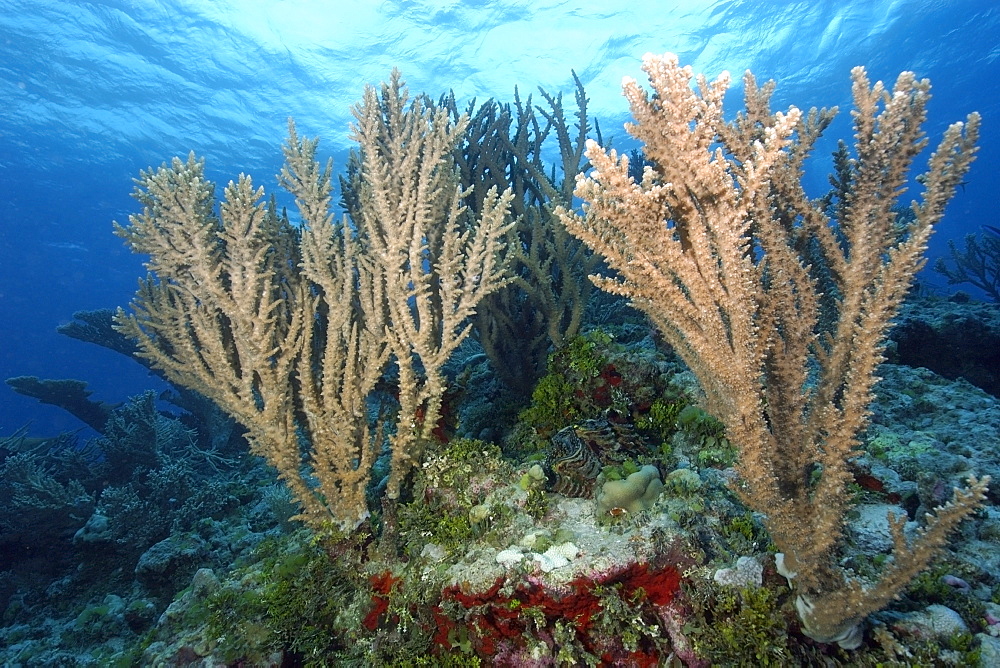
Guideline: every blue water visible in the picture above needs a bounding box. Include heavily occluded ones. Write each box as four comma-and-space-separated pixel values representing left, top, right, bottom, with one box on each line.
2, 0, 998, 435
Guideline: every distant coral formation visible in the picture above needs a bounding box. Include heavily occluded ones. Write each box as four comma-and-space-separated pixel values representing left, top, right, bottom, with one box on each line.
934, 226, 1000, 301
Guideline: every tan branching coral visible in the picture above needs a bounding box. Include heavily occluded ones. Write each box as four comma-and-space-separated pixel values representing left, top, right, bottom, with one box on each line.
115, 71, 513, 530
558, 52, 988, 647
345, 70, 515, 499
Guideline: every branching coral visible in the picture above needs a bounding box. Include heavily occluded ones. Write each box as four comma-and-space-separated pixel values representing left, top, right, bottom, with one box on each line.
559, 52, 988, 647
115, 71, 514, 530
934, 226, 1000, 301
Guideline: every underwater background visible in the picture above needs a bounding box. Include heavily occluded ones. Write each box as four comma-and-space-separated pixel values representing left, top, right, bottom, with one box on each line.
2, 1, 1000, 666
1, 0, 998, 435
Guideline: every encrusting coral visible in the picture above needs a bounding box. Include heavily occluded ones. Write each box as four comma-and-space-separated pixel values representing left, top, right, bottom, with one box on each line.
114, 70, 514, 531
558, 52, 989, 647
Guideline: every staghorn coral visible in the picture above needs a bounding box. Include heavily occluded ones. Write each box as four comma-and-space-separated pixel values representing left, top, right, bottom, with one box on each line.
559, 52, 988, 647
115, 71, 514, 530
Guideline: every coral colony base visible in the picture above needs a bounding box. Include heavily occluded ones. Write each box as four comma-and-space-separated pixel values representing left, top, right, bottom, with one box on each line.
2, 54, 998, 666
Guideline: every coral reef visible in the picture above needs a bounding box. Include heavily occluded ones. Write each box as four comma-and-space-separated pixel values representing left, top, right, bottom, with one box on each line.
3, 59, 998, 667
124, 361, 999, 666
